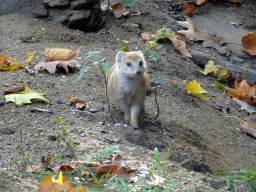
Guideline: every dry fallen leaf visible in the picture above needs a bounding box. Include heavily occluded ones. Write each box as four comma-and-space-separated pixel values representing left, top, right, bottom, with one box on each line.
0, 55, 21, 71
124, 23, 141, 33
112, 2, 129, 18
234, 99, 256, 114
142, 29, 191, 57
227, 80, 256, 104
185, 80, 211, 100
141, 32, 156, 42
3, 85, 25, 95
41, 154, 52, 171
200, 60, 231, 80
67, 96, 89, 109
156, 28, 191, 57
59, 164, 74, 172
226, 0, 243, 3
38, 172, 87, 192
169, 31, 192, 57
177, 19, 230, 55
240, 112, 256, 138
4, 85, 49, 105
196, 0, 207, 5
241, 32, 256, 55
0, 50, 36, 71
44, 46, 82, 62
34, 60, 81, 75
181, 1, 195, 17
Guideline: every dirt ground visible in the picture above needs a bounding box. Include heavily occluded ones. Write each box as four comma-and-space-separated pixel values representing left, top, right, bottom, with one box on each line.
1, 0, 256, 191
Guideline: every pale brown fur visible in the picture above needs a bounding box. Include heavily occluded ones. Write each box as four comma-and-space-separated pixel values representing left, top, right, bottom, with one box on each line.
107, 51, 149, 128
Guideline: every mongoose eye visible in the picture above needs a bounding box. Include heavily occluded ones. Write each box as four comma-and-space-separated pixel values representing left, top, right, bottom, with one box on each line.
126, 62, 132, 67
139, 61, 143, 67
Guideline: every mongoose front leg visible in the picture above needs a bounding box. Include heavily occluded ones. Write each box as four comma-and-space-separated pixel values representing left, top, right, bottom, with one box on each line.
130, 104, 142, 128
119, 102, 131, 124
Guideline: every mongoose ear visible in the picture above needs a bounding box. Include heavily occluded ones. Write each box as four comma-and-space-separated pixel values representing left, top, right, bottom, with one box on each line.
116, 51, 125, 65
136, 51, 144, 57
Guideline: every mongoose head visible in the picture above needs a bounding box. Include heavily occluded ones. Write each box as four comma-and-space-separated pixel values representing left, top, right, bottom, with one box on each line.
116, 51, 147, 77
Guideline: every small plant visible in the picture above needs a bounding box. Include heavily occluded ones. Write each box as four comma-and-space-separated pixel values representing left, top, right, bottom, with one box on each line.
56, 118, 75, 152
83, 146, 121, 163
74, 50, 99, 83
215, 164, 256, 191
150, 75, 170, 119
153, 146, 191, 178
146, 28, 172, 63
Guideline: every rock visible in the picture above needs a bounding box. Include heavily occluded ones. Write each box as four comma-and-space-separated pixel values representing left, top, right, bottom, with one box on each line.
230, 56, 245, 64
89, 107, 101, 113
0, 127, 15, 134
32, 6, 48, 17
69, 10, 91, 22
44, 0, 70, 7
70, 0, 95, 10
0, 102, 6, 107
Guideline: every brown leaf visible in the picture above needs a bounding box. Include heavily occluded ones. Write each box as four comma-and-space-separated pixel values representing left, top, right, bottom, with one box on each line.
73, 161, 100, 168
112, 3, 129, 18
67, 46, 82, 61
234, 99, 256, 114
155, 29, 191, 57
68, 96, 89, 109
227, 80, 256, 104
170, 31, 192, 57
38, 173, 88, 192
0, 55, 15, 62
241, 32, 256, 55
177, 18, 198, 41
59, 164, 74, 172
177, 19, 230, 55
226, 0, 243, 3
95, 163, 119, 179
94, 155, 123, 179
141, 32, 156, 42
181, 1, 195, 17
196, 0, 207, 5
124, 23, 141, 33
240, 112, 256, 137
3, 85, 25, 95
41, 154, 51, 169
44, 47, 82, 62
34, 60, 81, 75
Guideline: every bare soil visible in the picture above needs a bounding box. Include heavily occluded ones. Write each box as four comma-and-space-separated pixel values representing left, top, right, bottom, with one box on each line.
1, 0, 256, 191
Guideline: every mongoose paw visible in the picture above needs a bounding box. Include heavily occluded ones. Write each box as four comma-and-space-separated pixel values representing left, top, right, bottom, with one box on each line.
125, 120, 130, 125
131, 125, 140, 130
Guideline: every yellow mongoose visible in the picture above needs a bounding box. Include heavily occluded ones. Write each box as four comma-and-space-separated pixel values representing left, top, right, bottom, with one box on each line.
107, 51, 150, 128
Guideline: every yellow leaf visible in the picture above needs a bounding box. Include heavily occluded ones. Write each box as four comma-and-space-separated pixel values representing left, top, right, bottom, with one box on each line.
56, 171, 63, 184
25, 50, 34, 63
200, 60, 216, 75
4, 85, 49, 105
185, 80, 210, 100
230, 22, 239, 27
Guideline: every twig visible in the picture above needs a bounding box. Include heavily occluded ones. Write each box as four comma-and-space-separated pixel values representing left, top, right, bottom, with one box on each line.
23, 179, 40, 185
154, 92, 160, 120
100, 70, 117, 123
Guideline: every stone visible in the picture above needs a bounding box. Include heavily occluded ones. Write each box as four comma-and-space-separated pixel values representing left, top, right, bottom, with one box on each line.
44, 0, 70, 7
70, 0, 95, 9
69, 10, 91, 22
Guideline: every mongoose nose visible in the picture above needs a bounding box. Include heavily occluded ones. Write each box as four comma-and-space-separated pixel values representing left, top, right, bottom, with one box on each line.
136, 70, 142, 75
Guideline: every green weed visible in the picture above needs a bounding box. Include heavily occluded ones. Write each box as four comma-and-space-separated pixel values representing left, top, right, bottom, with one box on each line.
146, 28, 172, 63
215, 164, 256, 191
56, 117, 76, 152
